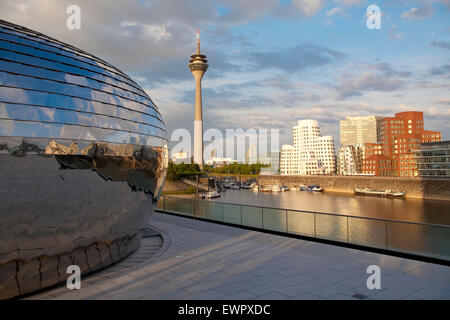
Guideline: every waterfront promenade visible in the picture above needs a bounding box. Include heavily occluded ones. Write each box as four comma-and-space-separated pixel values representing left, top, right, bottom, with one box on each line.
29, 213, 450, 300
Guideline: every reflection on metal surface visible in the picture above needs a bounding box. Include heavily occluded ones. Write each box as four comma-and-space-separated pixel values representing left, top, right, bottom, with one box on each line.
0, 137, 167, 197
0, 20, 168, 299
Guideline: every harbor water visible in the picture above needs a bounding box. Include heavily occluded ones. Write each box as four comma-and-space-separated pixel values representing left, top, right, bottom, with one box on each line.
211, 189, 450, 225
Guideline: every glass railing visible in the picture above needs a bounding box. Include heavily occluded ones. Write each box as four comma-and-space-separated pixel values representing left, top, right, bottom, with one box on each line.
156, 195, 450, 261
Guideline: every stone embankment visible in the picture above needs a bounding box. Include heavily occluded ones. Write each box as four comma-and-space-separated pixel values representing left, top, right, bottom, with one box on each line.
257, 175, 450, 201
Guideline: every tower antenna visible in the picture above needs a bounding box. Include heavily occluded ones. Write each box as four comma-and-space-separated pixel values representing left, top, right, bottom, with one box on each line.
197, 28, 200, 54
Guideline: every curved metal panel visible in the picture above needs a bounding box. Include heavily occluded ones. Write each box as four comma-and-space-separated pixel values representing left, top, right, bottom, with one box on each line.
0, 19, 168, 299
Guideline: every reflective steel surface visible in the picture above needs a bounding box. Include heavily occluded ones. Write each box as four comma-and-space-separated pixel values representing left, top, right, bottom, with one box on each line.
0, 20, 168, 299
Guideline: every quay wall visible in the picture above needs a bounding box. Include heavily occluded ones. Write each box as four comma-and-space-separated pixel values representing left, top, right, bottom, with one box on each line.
257, 175, 450, 201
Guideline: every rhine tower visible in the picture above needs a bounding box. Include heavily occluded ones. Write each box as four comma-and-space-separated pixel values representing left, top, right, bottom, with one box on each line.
188, 29, 208, 169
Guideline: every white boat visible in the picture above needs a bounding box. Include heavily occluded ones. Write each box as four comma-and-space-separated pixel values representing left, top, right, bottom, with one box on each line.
204, 190, 221, 199
250, 183, 259, 191
290, 186, 299, 191
240, 182, 251, 189
299, 184, 308, 191
261, 185, 272, 192
272, 184, 282, 192
230, 183, 240, 190
281, 185, 290, 191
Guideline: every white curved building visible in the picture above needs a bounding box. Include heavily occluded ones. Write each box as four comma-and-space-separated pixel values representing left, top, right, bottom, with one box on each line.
280, 120, 336, 175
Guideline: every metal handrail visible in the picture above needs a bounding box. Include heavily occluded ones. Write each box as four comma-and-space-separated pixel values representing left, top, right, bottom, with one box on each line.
160, 195, 450, 229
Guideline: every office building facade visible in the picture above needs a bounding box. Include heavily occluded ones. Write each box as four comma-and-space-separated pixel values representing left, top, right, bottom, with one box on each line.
412, 141, 450, 177
340, 116, 382, 146
337, 144, 365, 175
280, 120, 336, 175
363, 111, 441, 177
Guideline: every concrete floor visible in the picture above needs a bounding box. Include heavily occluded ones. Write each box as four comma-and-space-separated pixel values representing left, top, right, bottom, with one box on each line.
28, 212, 450, 300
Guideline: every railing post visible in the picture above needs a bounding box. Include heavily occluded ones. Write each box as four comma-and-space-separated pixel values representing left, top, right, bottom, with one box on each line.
192, 199, 195, 218
240, 205, 243, 225
385, 221, 388, 249
163, 195, 166, 213
346, 216, 349, 244
314, 213, 317, 238
222, 202, 224, 222
261, 207, 264, 229
285, 210, 288, 233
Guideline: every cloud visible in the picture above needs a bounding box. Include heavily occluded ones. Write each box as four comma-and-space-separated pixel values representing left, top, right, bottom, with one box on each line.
432, 98, 450, 105
248, 42, 345, 72
326, 7, 343, 16
360, 62, 411, 77
388, 25, 404, 41
1, 0, 449, 147
429, 64, 450, 76
338, 0, 367, 6
323, 19, 334, 26
431, 40, 450, 50
334, 72, 406, 99
291, 0, 323, 18
119, 21, 171, 41
401, 6, 435, 20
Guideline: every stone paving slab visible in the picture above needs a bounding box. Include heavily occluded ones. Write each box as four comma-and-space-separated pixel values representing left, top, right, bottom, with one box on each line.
28, 212, 450, 300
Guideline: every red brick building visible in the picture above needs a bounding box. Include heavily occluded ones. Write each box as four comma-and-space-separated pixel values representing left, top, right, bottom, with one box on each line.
362, 111, 441, 177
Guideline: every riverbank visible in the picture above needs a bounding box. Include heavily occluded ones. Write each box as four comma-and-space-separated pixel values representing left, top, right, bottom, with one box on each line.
257, 175, 450, 202
162, 181, 196, 195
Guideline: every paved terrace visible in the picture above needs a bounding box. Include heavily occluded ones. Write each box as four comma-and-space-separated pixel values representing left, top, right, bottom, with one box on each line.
29, 213, 450, 300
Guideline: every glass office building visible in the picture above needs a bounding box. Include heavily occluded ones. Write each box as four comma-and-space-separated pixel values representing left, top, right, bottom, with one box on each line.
0, 20, 168, 298
413, 141, 450, 177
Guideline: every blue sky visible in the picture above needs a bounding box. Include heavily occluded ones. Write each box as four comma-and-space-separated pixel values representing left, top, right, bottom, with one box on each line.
1, 0, 449, 156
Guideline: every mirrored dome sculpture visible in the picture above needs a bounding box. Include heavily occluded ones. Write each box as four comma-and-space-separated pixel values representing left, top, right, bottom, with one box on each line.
0, 19, 168, 299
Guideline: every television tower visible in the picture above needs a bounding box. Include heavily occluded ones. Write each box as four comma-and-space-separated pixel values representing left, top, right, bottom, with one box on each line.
188, 29, 208, 169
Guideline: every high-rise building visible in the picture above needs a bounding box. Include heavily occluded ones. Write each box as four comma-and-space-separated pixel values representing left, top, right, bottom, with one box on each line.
338, 116, 382, 175
280, 120, 336, 175
340, 116, 382, 146
280, 144, 296, 175
363, 111, 442, 177
188, 29, 208, 169
246, 144, 258, 164
337, 144, 365, 175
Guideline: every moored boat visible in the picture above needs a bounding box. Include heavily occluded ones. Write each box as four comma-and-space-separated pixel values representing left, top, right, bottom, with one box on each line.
354, 188, 405, 198
272, 184, 282, 192
204, 190, 221, 199
308, 185, 323, 192
240, 182, 251, 189
250, 183, 259, 191
230, 182, 240, 190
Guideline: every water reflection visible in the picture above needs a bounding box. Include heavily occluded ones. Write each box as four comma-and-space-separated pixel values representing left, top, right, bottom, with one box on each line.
213, 189, 450, 225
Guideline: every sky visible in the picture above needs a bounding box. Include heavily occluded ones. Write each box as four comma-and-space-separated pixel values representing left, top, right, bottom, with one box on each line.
1, 0, 449, 159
